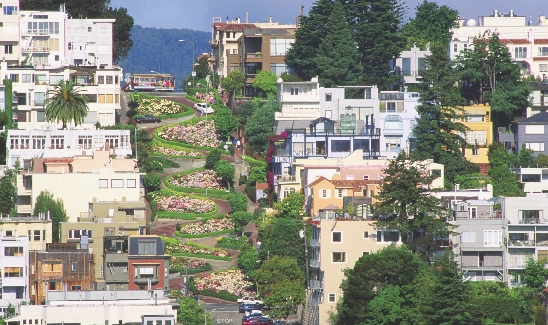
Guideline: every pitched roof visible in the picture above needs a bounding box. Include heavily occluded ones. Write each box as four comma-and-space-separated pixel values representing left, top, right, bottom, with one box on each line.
320, 204, 340, 210
535, 39, 548, 44
307, 176, 328, 188
515, 111, 548, 124
308, 177, 381, 191
500, 38, 530, 44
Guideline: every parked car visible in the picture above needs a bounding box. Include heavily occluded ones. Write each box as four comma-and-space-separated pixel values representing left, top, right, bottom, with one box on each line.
242, 313, 273, 325
238, 296, 264, 305
200, 105, 214, 115
133, 114, 161, 123
194, 103, 205, 110
239, 303, 263, 313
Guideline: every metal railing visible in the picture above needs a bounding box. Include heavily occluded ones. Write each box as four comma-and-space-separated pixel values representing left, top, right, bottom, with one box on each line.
278, 174, 297, 183
310, 258, 320, 268
309, 279, 323, 291
519, 218, 545, 224
508, 239, 535, 247
310, 238, 320, 247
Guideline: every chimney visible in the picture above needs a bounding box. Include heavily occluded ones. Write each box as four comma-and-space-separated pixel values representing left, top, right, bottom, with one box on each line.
269, 16, 272, 24
246, 12, 248, 23
494, 9, 498, 17
300, 5, 304, 16
510, 9, 514, 17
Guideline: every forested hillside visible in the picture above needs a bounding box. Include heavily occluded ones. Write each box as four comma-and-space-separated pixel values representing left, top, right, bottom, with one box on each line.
117, 25, 211, 87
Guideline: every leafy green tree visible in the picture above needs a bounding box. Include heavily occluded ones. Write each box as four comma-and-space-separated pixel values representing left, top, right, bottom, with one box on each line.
234, 98, 260, 125
374, 153, 451, 258
44, 80, 89, 129
213, 160, 235, 190
346, 0, 406, 89
244, 99, 276, 155
252, 70, 278, 99
256, 256, 305, 319
143, 173, 162, 192
177, 297, 212, 325
237, 242, 261, 282
212, 109, 238, 140
456, 33, 530, 129
228, 192, 248, 212
103, 6, 134, 63
518, 145, 536, 167
336, 246, 427, 325
363, 285, 408, 325
221, 70, 245, 96
0, 168, 18, 216
194, 56, 212, 80
280, 72, 302, 82
412, 43, 478, 186
204, 149, 222, 170
315, 1, 360, 87
536, 154, 548, 167
33, 190, 68, 242
4, 79, 12, 129
523, 257, 548, 291
274, 191, 304, 219
285, 0, 333, 80
487, 142, 524, 197
259, 218, 306, 271
247, 166, 267, 184
401, 1, 459, 49
453, 174, 490, 189
231, 211, 253, 234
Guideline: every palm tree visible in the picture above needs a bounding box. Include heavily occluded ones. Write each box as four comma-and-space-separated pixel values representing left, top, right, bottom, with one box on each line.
44, 79, 89, 129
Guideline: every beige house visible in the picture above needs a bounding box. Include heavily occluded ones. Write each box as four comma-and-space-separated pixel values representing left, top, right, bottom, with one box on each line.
17, 150, 144, 220
0, 215, 52, 250
308, 219, 401, 325
60, 197, 147, 282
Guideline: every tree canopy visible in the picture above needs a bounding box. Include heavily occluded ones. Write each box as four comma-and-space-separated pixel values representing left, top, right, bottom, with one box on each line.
221, 70, 245, 96
44, 80, 89, 129
487, 142, 524, 197
244, 99, 276, 155
0, 168, 18, 216
252, 71, 278, 99
274, 191, 305, 219
33, 190, 68, 242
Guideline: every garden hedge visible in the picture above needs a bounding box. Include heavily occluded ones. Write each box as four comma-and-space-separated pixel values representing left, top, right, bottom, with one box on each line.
153, 117, 219, 152
170, 252, 232, 261
150, 141, 207, 160
164, 167, 231, 199
150, 189, 219, 220
175, 228, 234, 239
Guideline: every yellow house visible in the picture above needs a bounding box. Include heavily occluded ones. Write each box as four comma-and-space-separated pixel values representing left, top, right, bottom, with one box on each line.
308, 175, 381, 218
460, 104, 493, 172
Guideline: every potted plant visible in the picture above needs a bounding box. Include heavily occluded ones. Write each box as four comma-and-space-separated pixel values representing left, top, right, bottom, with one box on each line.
255, 52, 262, 58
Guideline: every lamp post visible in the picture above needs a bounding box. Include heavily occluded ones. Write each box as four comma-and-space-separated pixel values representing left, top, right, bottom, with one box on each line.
179, 39, 195, 87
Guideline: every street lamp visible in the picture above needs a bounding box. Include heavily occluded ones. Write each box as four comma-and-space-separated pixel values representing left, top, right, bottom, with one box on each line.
179, 39, 195, 87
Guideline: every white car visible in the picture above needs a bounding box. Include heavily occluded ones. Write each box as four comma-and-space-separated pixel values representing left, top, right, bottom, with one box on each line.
194, 103, 205, 110
237, 296, 264, 305
200, 105, 214, 115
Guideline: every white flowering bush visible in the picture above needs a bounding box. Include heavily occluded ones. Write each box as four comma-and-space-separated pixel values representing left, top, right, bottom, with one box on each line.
134, 96, 184, 115
170, 169, 224, 189
194, 269, 254, 296
164, 240, 230, 257
158, 120, 221, 148
178, 218, 234, 235
152, 145, 203, 157
150, 192, 215, 213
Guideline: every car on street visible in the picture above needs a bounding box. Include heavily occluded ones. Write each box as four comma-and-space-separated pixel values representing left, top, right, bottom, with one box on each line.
133, 114, 161, 123
200, 105, 214, 115
194, 103, 205, 110
238, 296, 264, 305
242, 313, 273, 325
239, 304, 263, 314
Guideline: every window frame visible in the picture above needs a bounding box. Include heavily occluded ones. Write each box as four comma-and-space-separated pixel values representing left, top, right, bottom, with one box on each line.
328, 293, 336, 303
332, 252, 346, 263
332, 231, 342, 243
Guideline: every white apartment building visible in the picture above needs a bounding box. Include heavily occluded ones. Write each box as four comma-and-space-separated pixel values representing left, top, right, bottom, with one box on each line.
7, 129, 132, 167
0, 235, 29, 315
1, 0, 21, 65
65, 18, 115, 67
0, 215, 52, 250
4, 64, 121, 130
19, 10, 65, 68
8, 290, 177, 325
450, 11, 548, 79
392, 45, 429, 86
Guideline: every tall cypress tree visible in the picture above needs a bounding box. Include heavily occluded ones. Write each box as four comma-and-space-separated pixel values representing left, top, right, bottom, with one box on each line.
347, 0, 406, 89
315, 1, 361, 87
285, 0, 334, 80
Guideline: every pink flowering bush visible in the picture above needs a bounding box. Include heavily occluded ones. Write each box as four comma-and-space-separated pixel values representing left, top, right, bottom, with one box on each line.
195, 91, 216, 104
152, 145, 203, 157
178, 218, 234, 235
150, 192, 215, 213
169, 256, 211, 274
194, 269, 254, 297
164, 239, 230, 257
170, 169, 224, 189
158, 120, 221, 148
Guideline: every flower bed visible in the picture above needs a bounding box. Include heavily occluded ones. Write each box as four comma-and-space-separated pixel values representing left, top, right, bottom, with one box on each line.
158, 120, 221, 148
177, 218, 234, 235
163, 238, 231, 260
216, 236, 248, 250
169, 169, 224, 190
152, 144, 204, 157
193, 269, 254, 298
169, 256, 212, 274
150, 192, 215, 214
195, 91, 216, 104
132, 94, 185, 115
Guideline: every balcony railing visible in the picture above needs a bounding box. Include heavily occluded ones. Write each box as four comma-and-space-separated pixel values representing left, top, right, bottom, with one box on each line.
22, 46, 50, 53
23, 30, 50, 36
278, 174, 297, 183
310, 258, 320, 268
42, 270, 62, 278
134, 276, 159, 284
309, 279, 323, 291
520, 218, 545, 224
312, 211, 337, 221
508, 240, 536, 247
310, 238, 320, 247
456, 213, 501, 219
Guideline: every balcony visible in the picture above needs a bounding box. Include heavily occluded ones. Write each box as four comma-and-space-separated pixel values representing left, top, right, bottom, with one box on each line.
309, 279, 323, 291
310, 258, 320, 268
312, 211, 337, 221
519, 218, 546, 224
22, 29, 50, 36
42, 270, 62, 278
278, 174, 297, 183
508, 239, 536, 247
133, 276, 159, 284
310, 238, 320, 247
22, 46, 50, 53
246, 53, 263, 59
209, 39, 219, 46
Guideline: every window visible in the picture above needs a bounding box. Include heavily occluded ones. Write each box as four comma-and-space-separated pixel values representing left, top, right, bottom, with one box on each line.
88, 27, 92, 32
106, 76, 113, 84
320, 189, 330, 198
4, 247, 23, 256
3, 6, 18, 15
22, 74, 33, 83
99, 27, 109, 36
453, 43, 458, 53
68, 42, 73, 50
385, 138, 401, 148
332, 232, 342, 243
5, 230, 13, 237
331, 140, 350, 152
483, 230, 502, 247
515, 47, 527, 58
539, 47, 548, 57
384, 115, 403, 130
417, 57, 426, 75
332, 252, 346, 263
43, 230, 46, 240
35, 75, 47, 85
71, 285, 82, 290
471, 148, 479, 156
34, 230, 40, 241
364, 231, 369, 239
99, 179, 108, 188
363, 252, 370, 256
10, 74, 19, 82
325, 93, 332, 101
541, 64, 548, 73
138, 241, 157, 255
270, 38, 292, 56
525, 142, 545, 152
525, 125, 545, 134
336, 189, 344, 198
365, 88, 372, 99
127, 179, 137, 188
111, 179, 124, 188
71, 262, 77, 271
49, 75, 63, 85
377, 230, 400, 242
463, 271, 476, 281
98, 75, 105, 84
402, 58, 411, 75
68, 229, 93, 239
34, 92, 46, 106
4, 267, 23, 277
328, 293, 336, 303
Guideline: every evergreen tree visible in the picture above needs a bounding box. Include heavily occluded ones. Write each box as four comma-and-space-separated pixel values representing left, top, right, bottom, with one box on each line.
412, 43, 479, 186
374, 153, 451, 258
244, 99, 276, 155
0, 168, 17, 216
346, 0, 406, 89
285, 0, 334, 80
315, 1, 361, 87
